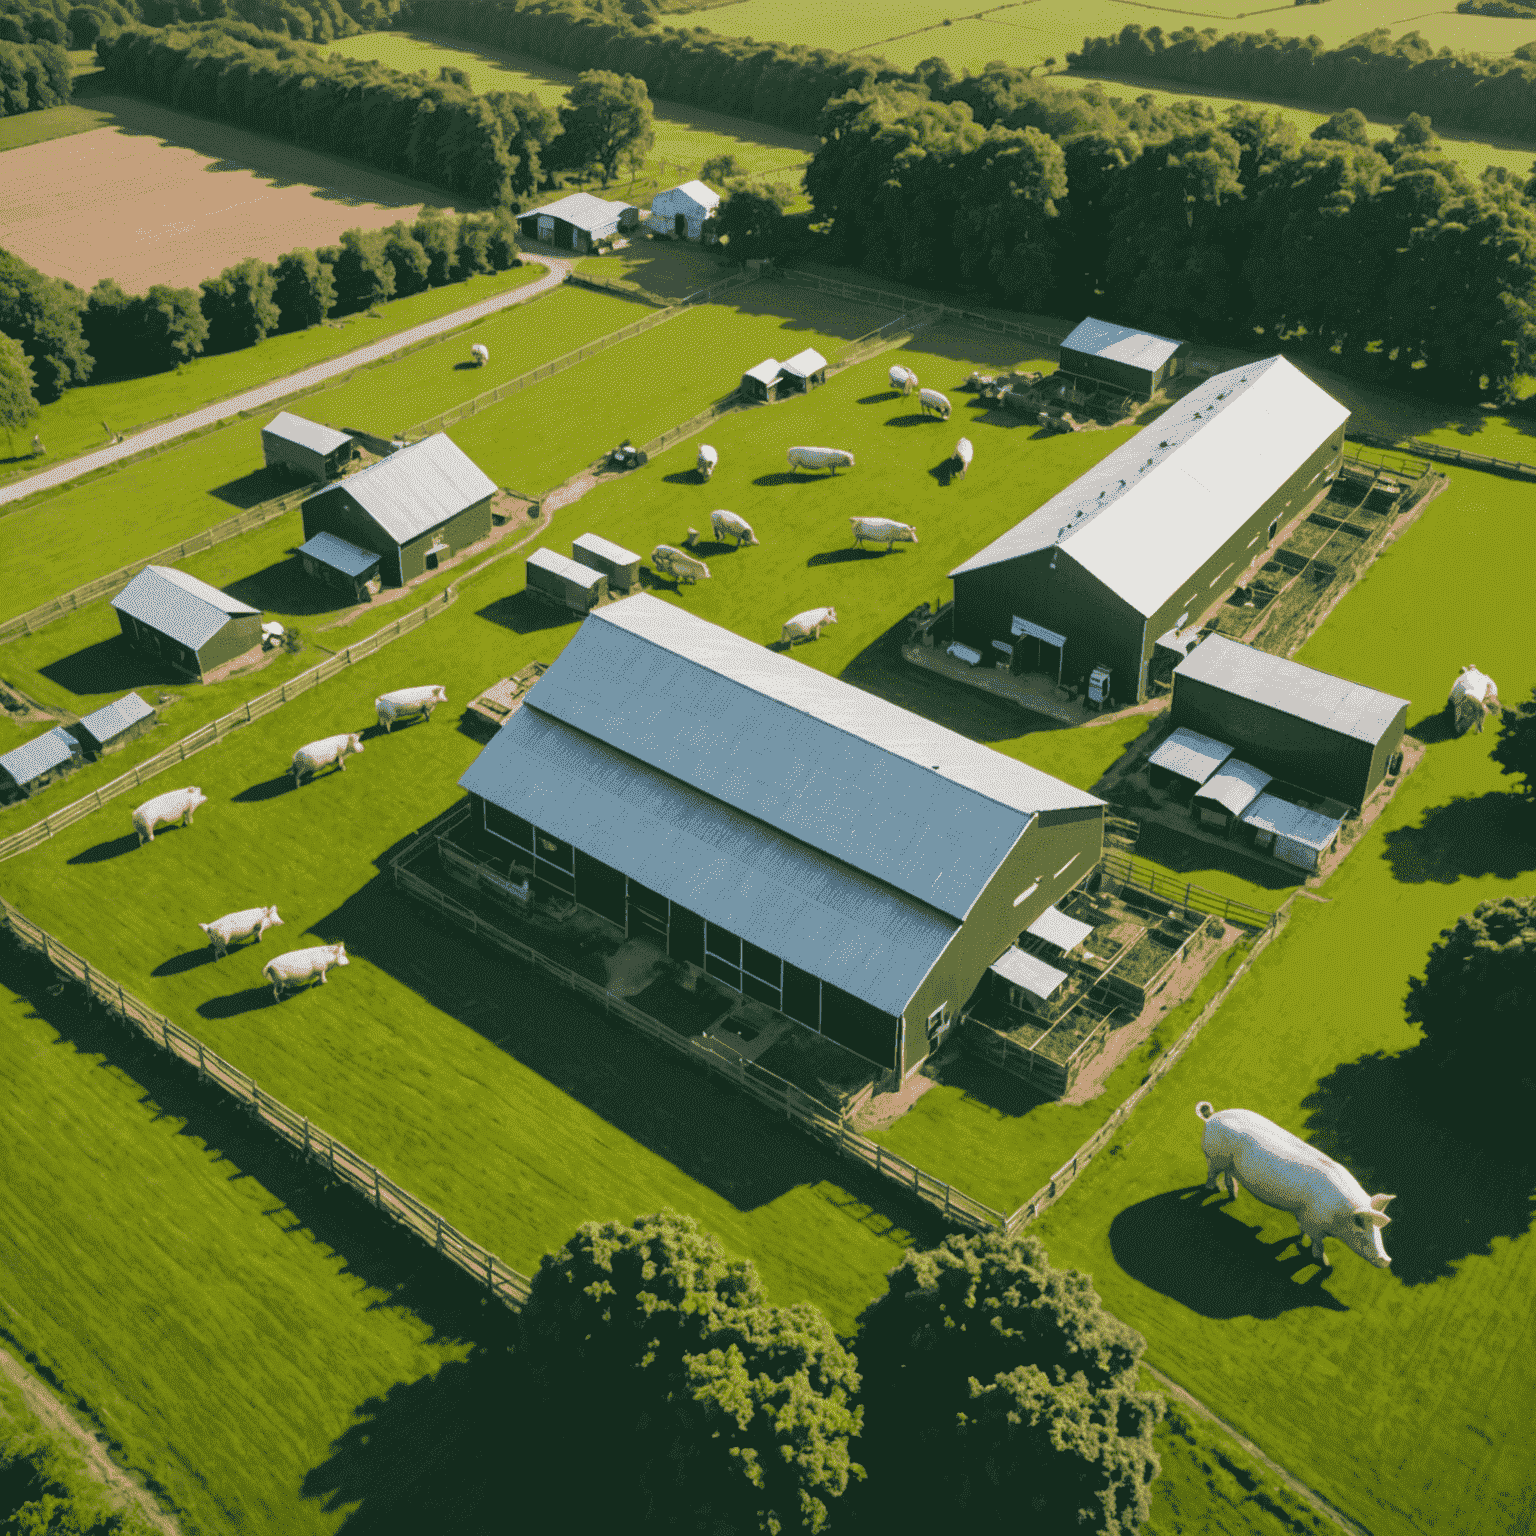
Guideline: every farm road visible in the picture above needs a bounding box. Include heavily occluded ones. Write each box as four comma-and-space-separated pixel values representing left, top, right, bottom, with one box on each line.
0, 252, 571, 509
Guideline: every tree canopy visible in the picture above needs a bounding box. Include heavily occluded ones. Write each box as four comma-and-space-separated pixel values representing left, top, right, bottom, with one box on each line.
556, 68, 654, 185
1492, 687, 1536, 800
0, 250, 90, 402
0, 330, 39, 449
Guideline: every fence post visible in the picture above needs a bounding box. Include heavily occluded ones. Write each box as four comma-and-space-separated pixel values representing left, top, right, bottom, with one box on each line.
875, 1144, 884, 1176
435, 1214, 445, 1253
1183, 882, 1192, 915
196, 1040, 205, 1079
303, 1118, 311, 1159
372, 1165, 382, 1207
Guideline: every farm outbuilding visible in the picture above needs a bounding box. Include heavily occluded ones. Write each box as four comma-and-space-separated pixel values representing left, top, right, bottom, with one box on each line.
779, 347, 828, 393
1239, 793, 1342, 872
70, 692, 156, 758
572, 533, 640, 595
948, 357, 1349, 706
111, 566, 263, 682
260, 412, 354, 482
300, 433, 495, 588
651, 180, 720, 241
297, 530, 383, 604
458, 594, 1105, 1080
0, 726, 83, 802
1172, 635, 1409, 809
517, 192, 636, 252
741, 358, 784, 402
527, 548, 607, 613
1058, 316, 1187, 402
1192, 758, 1272, 835
1146, 725, 1233, 802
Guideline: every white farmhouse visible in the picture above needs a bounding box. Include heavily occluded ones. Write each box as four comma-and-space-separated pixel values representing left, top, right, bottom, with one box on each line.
651, 180, 721, 241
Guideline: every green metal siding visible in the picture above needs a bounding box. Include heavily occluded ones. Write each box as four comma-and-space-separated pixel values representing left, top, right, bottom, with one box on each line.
399, 499, 492, 584
302, 487, 402, 584
195, 612, 263, 677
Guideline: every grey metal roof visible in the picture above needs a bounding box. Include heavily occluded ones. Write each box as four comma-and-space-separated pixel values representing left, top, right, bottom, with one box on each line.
460, 707, 958, 1016
528, 547, 604, 590
262, 411, 351, 457
1175, 635, 1409, 746
111, 565, 259, 651
524, 191, 632, 231
1060, 316, 1183, 371
316, 433, 496, 547
948, 357, 1350, 616
75, 692, 154, 745
1147, 726, 1233, 787
1240, 792, 1343, 851
1194, 758, 1273, 818
573, 532, 640, 567
298, 530, 381, 579
1027, 905, 1093, 953
525, 596, 1102, 923
743, 358, 781, 385
990, 945, 1067, 1000
781, 347, 828, 378
1, 726, 79, 786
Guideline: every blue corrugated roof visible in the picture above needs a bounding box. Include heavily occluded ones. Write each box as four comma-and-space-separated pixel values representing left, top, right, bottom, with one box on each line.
1061, 316, 1183, 370
75, 692, 154, 745
459, 707, 959, 1016
1, 726, 79, 787
299, 530, 381, 580
111, 566, 259, 651
310, 434, 496, 547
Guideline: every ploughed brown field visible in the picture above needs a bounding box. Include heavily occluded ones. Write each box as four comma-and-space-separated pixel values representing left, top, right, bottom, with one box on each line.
0, 93, 468, 292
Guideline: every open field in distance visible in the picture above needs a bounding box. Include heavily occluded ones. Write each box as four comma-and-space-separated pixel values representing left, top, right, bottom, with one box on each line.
0, 102, 117, 153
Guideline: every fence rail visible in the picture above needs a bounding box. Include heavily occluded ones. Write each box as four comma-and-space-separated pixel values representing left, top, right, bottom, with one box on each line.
0, 496, 301, 645
1350, 432, 1535, 482
0, 587, 457, 864
1099, 849, 1277, 931
0, 892, 534, 1310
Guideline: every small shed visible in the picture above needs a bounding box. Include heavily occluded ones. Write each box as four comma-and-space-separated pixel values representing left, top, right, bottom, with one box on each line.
71, 692, 156, 758
1240, 793, 1342, 873
111, 566, 262, 682
741, 358, 784, 402
779, 347, 828, 393
1026, 905, 1093, 956
1058, 316, 1187, 402
572, 533, 641, 596
0, 726, 83, 801
517, 192, 636, 253
1192, 758, 1272, 835
298, 530, 383, 604
990, 944, 1068, 1009
260, 412, 354, 482
651, 180, 720, 241
1147, 725, 1233, 802
527, 548, 607, 613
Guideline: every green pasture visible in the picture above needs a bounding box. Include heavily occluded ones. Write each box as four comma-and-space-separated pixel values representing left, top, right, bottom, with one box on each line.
2, 266, 545, 484
1018, 462, 1536, 1536
574, 239, 735, 300
0, 102, 116, 153
325, 30, 816, 186
1, 285, 648, 618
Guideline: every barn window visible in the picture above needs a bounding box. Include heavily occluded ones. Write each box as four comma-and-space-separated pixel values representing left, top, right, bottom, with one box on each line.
781, 964, 821, 1031
926, 1002, 950, 1042
482, 800, 533, 852
1268, 518, 1279, 541
668, 904, 705, 968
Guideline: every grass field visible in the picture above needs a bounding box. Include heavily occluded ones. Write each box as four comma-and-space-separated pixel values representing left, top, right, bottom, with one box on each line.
0, 102, 116, 153
1, 265, 545, 483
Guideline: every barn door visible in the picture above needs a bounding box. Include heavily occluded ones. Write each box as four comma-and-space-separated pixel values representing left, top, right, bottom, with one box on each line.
674, 212, 688, 238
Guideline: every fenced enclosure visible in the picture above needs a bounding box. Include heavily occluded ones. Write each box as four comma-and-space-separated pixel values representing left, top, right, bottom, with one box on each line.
1098, 849, 1277, 931
1350, 431, 1536, 483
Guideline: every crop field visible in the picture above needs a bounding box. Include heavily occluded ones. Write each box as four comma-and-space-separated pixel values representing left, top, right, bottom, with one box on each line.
1, 264, 545, 482
325, 30, 817, 187
0, 93, 473, 293
0, 102, 117, 153
1, 285, 649, 616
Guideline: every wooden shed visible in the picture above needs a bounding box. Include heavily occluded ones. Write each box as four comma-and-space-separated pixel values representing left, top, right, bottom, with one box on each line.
0, 726, 82, 802
1058, 317, 1187, 402
780, 347, 828, 393
527, 548, 607, 613
261, 412, 355, 482
70, 692, 157, 758
741, 358, 784, 402
298, 530, 383, 604
572, 533, 640, 596
110, 566, 263, 683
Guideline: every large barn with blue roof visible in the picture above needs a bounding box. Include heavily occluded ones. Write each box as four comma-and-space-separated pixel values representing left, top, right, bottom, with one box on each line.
458, 595, 1106, 1078
948, 356, 1349, 707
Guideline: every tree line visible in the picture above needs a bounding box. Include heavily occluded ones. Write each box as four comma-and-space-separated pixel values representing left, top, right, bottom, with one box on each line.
1070, 24, 1536, 141
0, 0, 399, 49
0, 36, 69, 113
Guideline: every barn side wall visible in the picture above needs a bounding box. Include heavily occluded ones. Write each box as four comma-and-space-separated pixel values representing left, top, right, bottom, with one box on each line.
196, 612, 264, 677
1364, 704, 1408, 801
303, 489, 402, 583
262, 431, 325, 481
1057, 349, 1156, 400
397, 499, 491, 584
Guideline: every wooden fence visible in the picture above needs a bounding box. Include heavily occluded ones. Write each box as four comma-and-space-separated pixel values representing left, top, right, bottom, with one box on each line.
1099, 849, 1277, 931
1350, 431, 1536, 483
0, 893, 533, 1310
0, 588, 457, 863
0, 495, 301, 645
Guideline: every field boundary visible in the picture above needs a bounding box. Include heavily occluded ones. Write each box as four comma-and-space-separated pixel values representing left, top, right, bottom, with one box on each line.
1350, 431, 1536, 482
1099, 849, 1278, 930
0, 589, 457, 864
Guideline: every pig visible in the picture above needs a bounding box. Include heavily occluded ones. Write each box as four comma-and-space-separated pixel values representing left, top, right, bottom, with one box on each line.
132, 787, 208, 845
1197, 1101, 1393, 1269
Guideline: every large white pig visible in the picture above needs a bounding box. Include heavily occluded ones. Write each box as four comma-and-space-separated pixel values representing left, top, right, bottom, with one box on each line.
132, 787, 208, 845
1197, 1101, 1394, 1269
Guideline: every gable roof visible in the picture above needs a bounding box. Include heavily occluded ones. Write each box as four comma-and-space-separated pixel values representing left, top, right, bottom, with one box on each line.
1194, 757, 1272, 818
743, 358, 781, 385
75, 692, 154, 746
1147, 725, 1233, 786
526, 192, 632, 231
298, 530, 381, 580
316, 434, 496, 546
1060, 316, 1183, 372
528, 547, 604, 591
460, 707, 958, 1016
1240, 791, 1343, 851
0, 726, 79, 787
1174, 636, 1409, 745
949, 356, 1350, 616
781, 347, 828, 378
262, 411, 351, 457
573, 532, 640, 567
111, 565, 259, 651
518, 595, 1101, 923
654, 180, 720, 212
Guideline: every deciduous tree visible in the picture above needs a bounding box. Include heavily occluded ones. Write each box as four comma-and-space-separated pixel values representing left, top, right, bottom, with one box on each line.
0, 330, 39, 452
331, 227, 395, 313
0, 249, 90, 401
272, 246, 336, 329
199, 255, 279, 352
557, 68, 654, 184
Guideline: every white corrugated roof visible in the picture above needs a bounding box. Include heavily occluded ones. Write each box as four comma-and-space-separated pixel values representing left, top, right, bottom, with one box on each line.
781, 347, 828, 378
75, 692, 154, 744
529, 548, 603, 589
1241, 792, 1343, 851
1194, 758, 1273, 818
1147, 725, 1233, 786
0, 726, 79, 787
111, 566, 259, 651
949, 357, 1350, 616
573, 532, 640, 566
653, 180, 720, 213
262, 411, 351, 457
298, 530, 380, 579
460, 707, 957, 1016
1061, 316, 1183, 371
525, 192, 632, 231
1027, 905, 1094, 953
743, 358, 782, 385
991, 945, 1067, 999
316, 433, 496, 547
522, 595, 1102, 923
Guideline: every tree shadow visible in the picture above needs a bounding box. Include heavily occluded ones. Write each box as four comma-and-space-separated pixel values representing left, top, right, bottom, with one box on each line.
41, 638, 183, 699
224, 559, 341, 619
207, 466, 293, 511
231, 774, 299, 804
1108, 1188, 1349, 1318
196, 984, 283, 1019
66, 832, 143, 864
1301, 1049, 1535, 1286
474, 591, 575, 635
1380, 793, 1536, 884
151, 946, 222, 978
1406, 709, 1457, 746
807, 547, 903, 567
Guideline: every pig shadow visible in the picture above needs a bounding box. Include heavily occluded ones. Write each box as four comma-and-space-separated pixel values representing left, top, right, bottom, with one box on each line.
152, 946, 223, 978
1407, 708, 1457, 746
929, 458, 957, 487
753, 471, 841, 487
885, 412, 945, 428
66, 833, 144, 864
231, 774, 299, 804
808, 547, 902, 567
662, 470, 709, 485
858, 390, 901, 404
1109, 1187, 1349, 1317
196, 985, 283, 1019
452, 360, 482, 370
1302, 1049, 1536, 1286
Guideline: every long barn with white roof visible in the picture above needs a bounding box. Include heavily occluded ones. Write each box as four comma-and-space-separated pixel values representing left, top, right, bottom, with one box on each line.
458, 595, 1105, 1077
948, 356, 1349, 705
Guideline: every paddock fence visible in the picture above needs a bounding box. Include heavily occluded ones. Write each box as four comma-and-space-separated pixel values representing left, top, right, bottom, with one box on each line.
0, 588, 457, 864
403, 270, 760, 442
1098, 849, 1278, 931
1350, 431, 1536, 483
0, 495, 303, 645
0, 893, 534, 1310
